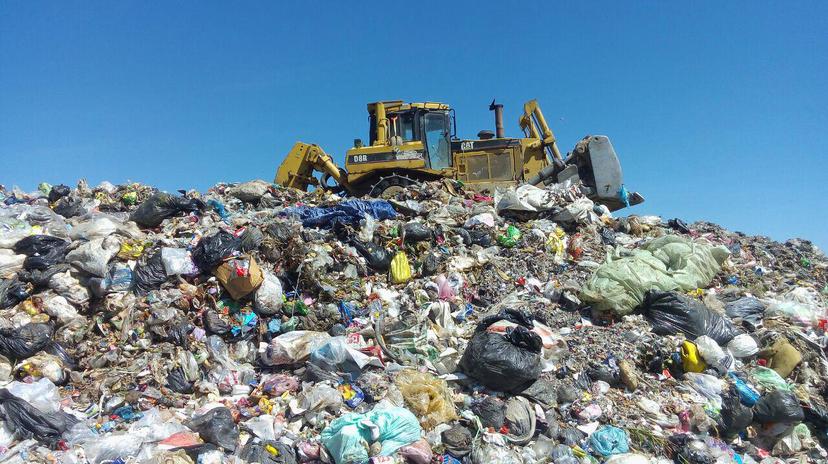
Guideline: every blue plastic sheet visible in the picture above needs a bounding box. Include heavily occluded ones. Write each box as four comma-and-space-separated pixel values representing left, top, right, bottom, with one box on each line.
589, 425, 629, 456
283, 200, 397, 229
320, 407, 421, 464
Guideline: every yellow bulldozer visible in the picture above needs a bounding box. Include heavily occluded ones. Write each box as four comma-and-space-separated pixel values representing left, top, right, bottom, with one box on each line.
275, 98, 643, 211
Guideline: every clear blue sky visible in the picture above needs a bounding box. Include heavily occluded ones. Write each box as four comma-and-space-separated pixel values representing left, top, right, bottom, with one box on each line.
1, 2, 826, 249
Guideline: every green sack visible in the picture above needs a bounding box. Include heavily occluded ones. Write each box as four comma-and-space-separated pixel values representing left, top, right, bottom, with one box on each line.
320, 407, 422, 464
580, 235, 730, 315
497, 225, 521, 248
751, 366, 792, 392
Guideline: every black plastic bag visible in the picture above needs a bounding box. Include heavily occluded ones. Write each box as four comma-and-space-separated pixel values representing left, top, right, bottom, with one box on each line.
753, 390, 804, 424
477, 308, 534, 332
192, 230, 242, 270
168, 321, 194, 348
15, 235, 70, 271
0, 323, 53, 360
403, 222, 433, 242
131, 192, 204, 228
203, 311, 232, 336
0, 389, 78, 446
421, 253, 440, 276
0, 278, 30, 309
460, 317, 542, 392
718, 391, 753, 438
239, 440, 297, 464
239, 227, 263, 252
468, 229, 493, 247
166, 367, 195, 394
53, 197, 85, 218
472, 396, 506, 429
559, 428, 585, 446
18, 264, 70, 289
642, 290, 741, 345
186, 406, 238, 451
725, 297, 765, 328
350, 239, 391, 271
600, 228, 617, 245
48, 185, 71, 203
133, 252, 168, 295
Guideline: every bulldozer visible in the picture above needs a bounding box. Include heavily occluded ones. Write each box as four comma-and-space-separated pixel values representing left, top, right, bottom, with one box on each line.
275, 98, 643, 211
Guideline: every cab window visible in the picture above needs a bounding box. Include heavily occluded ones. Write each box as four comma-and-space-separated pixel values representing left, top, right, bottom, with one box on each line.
424, 113, 450, 169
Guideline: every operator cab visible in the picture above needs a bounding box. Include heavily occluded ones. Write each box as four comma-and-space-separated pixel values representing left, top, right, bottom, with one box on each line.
367, 102, 452, 170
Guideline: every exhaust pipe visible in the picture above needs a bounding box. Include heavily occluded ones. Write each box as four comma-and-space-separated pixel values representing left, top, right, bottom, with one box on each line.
489, 99, 504, 138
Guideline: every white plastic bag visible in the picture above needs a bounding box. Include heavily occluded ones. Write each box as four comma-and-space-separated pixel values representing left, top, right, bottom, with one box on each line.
254, 271, 283, 315
694, 335, 726, 364
66, 235, 120, 276
0, 249, 25, 276
41, 293, 80, 323
5, 378, 61, 413
49, 270, 91, 305
259, 331, 330, 366
161, 247, 199, 275
727, 333, 759, 358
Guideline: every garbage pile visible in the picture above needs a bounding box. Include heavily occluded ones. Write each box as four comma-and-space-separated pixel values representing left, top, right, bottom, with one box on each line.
0, 179, 826, 464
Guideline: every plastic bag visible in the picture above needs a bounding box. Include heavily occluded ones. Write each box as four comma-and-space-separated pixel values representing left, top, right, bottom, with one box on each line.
192, 230, 242, 270
48, 184, 70, 203
581, 235, 729, 315
751, 366, 791, 392
239, 439, 296, 464
589, 425, 629, 456
718, 391, 753, 438
259, 331, 330, 366
0, 388, 78, 446
399, 439, 433, 464
766, 286, 826, 327
40, 294, 80, 323
254, 271, 284, 315
395, 369, 458, 429
161, 247, 199, 275
350, 239, 391, 271
308, 337, 367, 381
727, 333, 759, 358
48, 270, 90, 305
497, 225, 521, 247
0, 249, 25, 275
130, 192, 204, 228
283, 199, 397, 229
753, 390, 804, 424
65, 235, 120, 277
460, 311, 542, 393
133, 251, 168, 295
681, 341, 707, 373
642, 290, 741, 345
684, 372, 724, 405
403, 222, 433, 243
14, 235, 70, 271
319, 407, 421, 464
5, 378, 61, 413
225, 180, 270, 202
0, 323, 53, 361
693, 335, 726, 364
724, 297, 765, 327
186, 406, 238, 451
0, 278, 29, 309
390, 251, 411, 284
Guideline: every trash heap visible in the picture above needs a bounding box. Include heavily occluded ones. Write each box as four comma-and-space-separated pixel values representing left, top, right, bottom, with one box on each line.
0, 179, 826, 464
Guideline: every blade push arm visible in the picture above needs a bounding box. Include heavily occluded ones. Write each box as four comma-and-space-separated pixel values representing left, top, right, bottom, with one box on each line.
275, 142, 350, 192
519, 99, 565, 168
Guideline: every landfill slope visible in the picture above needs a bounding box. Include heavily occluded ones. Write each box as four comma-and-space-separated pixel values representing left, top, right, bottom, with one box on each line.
0, 179, 826, 464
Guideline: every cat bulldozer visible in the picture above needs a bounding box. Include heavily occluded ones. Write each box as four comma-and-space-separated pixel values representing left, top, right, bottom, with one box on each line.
275, 98, 643, 211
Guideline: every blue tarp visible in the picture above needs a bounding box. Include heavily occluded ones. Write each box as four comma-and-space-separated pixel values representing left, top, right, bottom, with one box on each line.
283, 199, 397, 229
